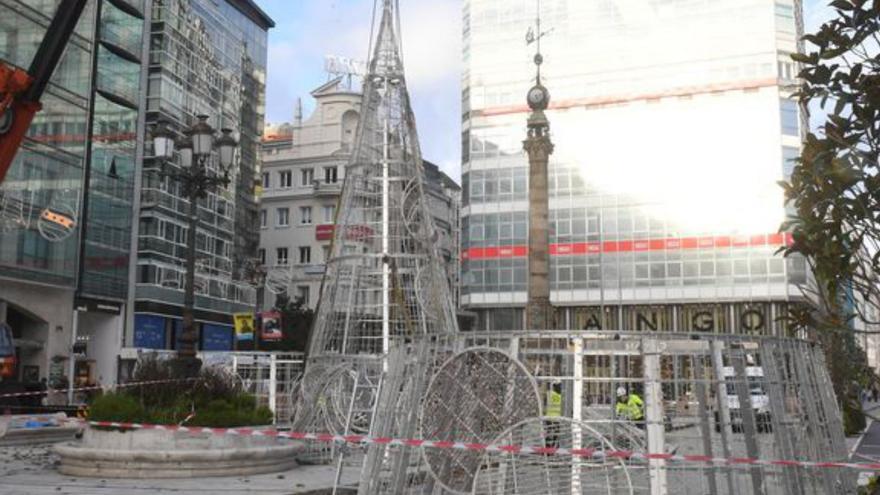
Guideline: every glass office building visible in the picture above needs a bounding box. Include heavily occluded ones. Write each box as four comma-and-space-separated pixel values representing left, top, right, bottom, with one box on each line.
132, 0, 272, 352
0, 0, 145, 386
461, 0, 806, 334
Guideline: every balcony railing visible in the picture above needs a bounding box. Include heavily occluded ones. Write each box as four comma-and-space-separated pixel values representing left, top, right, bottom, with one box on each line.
302, 264, 326, 276
312, 179, 342, 197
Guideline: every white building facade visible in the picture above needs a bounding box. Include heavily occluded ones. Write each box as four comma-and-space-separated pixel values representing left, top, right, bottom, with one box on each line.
259, 78, 460, 310
461, 0, 807, 333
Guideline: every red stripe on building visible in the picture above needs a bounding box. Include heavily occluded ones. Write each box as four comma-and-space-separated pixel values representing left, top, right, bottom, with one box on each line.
464, 233, 792, 260
475, 78, 779, 117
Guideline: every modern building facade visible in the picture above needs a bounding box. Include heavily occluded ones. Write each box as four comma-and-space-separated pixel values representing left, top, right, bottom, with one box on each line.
461, 0, 807, 334
260, 77, 461, 310
130, 0, 273, 358
0, 0, 146, 388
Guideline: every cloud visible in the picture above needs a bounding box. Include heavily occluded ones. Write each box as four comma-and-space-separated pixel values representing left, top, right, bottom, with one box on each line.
398, 0, 462, 180
398, 0, 461, 90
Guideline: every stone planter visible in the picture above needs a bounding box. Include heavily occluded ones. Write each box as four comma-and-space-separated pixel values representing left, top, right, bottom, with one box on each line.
55, 426, 302, 478
0, 413, 82, 446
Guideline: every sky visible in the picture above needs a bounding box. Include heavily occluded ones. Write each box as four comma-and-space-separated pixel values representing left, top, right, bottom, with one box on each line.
258, 0, 461, 180
258, 0, 836, 184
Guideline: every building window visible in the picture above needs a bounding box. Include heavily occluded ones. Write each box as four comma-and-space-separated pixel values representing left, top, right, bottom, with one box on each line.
777, 59, 794, 80
300, 206, 312, 224
261, 172, 270, 188
296, 285, 310, 305
322, 204, 336, 222
277, 207, 290, 227
322, 245, 331, 262
260, 209, 267, 228
782, 146, 800, 177
276, 247, 288, 265
299, 246, 311, 264
258, 248, 266, 265
780, 99, 799, 136
279, 170, 292, 188
324, 166, 338, 183
301, 168, 314, 186
775, 2, 796, 33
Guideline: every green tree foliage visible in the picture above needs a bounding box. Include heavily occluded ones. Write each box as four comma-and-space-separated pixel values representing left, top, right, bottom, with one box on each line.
780, 0, 880, 430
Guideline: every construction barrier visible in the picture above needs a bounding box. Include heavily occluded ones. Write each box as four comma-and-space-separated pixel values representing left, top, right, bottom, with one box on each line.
0, 377, 196, 400
70, 419, 880, 473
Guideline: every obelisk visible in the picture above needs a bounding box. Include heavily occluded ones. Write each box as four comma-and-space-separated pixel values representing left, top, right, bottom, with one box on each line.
523, 45, 554, 330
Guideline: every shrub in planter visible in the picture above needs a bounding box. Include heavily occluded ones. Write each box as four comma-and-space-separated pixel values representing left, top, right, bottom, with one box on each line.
188, 397, 273, 427
89, 356, 272, 428
90, 393, 146, 423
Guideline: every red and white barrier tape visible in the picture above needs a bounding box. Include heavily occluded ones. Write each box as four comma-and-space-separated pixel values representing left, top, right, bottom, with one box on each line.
84, 420, 880, 472
0, 378, 196, 399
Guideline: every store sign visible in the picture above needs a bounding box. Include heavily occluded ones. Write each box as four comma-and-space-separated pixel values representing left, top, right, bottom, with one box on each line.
261, 311, 282, 342
202, 324, 233, 351
631, 306, 668, 331
574, 303, 774, 333
74, 297, 122, 315
134, 314, 165, 349
316, 224, 373, 242
316, 224, 334, 241
324, 55, 366, 78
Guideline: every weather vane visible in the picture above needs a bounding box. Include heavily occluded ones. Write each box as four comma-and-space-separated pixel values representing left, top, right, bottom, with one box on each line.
525, 0, 554, 82
525, 0, 552, 112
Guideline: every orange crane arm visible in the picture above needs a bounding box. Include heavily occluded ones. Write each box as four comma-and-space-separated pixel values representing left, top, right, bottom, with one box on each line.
0, 0, 89, 184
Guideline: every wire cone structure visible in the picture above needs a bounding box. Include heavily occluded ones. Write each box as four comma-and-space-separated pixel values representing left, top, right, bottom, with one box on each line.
294, 0, 458, 471
306, 0, 457, 359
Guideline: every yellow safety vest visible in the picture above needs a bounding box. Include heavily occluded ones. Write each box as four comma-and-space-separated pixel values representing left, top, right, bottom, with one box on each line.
546, 390, 562, 417
616, 394, 644, 421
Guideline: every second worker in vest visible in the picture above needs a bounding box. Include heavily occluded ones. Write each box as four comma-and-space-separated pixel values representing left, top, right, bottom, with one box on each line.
615, 386, 644, 429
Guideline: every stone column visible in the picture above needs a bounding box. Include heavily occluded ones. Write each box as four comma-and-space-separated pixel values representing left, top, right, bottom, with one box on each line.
523, 109, 554, 331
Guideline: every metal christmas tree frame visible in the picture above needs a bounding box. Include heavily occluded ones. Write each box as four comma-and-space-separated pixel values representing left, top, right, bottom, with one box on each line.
292, 2, 855, 494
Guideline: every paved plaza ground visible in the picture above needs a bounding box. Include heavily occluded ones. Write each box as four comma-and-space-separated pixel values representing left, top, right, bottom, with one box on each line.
0, 411, 875, 494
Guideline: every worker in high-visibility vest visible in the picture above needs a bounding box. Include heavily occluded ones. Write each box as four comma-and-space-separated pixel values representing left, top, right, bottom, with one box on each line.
546, 387, 562, 417
615, 386, 644, 427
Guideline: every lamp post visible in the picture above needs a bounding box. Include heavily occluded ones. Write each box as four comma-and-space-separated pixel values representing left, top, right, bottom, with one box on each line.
151, 116, 237, 374
241, 258, 267, 350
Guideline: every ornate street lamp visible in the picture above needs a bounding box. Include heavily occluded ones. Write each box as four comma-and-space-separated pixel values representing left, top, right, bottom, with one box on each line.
151, 120, 175, 161
150, 114, 238, 375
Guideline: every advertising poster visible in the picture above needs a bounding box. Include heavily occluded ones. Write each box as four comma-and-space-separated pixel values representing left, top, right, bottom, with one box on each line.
133, 314, 165, 349
233, 312, 254, 341
261, 310, 282, 341
202, 324, 234, 351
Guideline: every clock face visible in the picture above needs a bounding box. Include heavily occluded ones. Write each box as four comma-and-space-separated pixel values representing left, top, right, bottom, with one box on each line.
527, 85, 550, 110
528, 87, 545, 105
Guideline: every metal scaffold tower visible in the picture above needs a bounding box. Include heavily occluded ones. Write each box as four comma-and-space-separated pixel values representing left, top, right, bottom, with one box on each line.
292, 0, 458, 483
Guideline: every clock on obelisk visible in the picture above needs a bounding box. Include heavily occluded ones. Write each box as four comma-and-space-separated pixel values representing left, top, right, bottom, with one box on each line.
523, 7, 554, 331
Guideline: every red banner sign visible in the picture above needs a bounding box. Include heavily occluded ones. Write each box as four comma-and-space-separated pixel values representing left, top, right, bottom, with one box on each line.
316, 224, 334, 241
